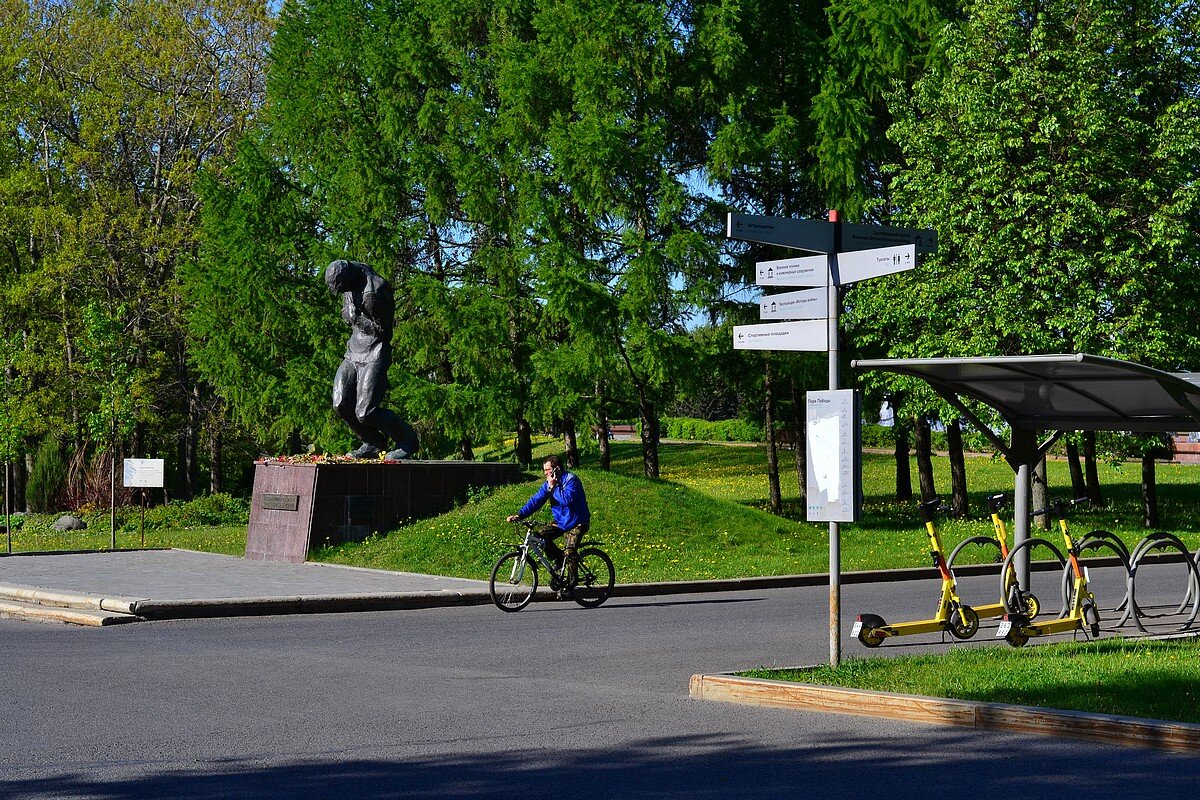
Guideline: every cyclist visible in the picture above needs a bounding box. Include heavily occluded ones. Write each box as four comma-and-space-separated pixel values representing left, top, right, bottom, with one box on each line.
506, 455, 590, 598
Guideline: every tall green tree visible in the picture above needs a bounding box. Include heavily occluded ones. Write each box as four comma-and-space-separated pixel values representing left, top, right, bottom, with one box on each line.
0, 0, 273, 501
853, 0, 1200, 507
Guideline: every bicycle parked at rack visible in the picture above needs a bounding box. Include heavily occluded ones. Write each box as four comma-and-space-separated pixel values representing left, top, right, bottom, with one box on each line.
489, 519, 615, 612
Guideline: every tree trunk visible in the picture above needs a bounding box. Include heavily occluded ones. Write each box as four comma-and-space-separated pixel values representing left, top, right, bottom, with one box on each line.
1033, 457, 1050, 530
639, 402, 659, 479
1065, 437, 1086, 499
763, 362, 782, 514
947, 419, 968, 518
894, 424, 913, 502
1142, 452, 1159, 528
562, 417, 579, 468
458, 437, 474, 461
597, 416, 611, 471
915, 415, 936, 503
1083, 431, 1105, 507
790, 378, 806, 501
209, 427, 223, 495
516, 418, 533, 466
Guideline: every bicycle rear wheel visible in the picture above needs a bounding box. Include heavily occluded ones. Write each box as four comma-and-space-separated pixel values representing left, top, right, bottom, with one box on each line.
490, 551, 538, 612
572, 548, 615, 608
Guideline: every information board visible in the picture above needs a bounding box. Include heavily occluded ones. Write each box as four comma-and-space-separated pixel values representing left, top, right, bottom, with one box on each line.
123, 458, 165, 488
806, 390, 861, 522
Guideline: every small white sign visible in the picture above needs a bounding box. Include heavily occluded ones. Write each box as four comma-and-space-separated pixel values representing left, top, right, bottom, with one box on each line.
759, 287, 828, 320
806, 390, 861, 522
755, 254, 829, 287
733, 320, 827, 352
835, 244, 916, 285
123, 458, 165, 488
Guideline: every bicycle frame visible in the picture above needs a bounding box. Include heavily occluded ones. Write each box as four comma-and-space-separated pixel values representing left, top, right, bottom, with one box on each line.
507, 527, 560, 584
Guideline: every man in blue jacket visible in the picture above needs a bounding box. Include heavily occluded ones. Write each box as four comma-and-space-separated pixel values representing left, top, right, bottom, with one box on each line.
507, 455, 590, 598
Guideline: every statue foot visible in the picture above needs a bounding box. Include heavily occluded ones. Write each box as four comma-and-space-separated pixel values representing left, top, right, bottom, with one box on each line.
384, 448, 413, 460
347, 443, 382, 459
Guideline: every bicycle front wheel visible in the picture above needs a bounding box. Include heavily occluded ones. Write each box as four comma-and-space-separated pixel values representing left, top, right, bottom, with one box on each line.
572, 548, 615, 608
490, 551, 538, 612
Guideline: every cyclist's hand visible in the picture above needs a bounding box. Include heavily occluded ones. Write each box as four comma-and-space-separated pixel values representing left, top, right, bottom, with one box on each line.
506, 515, 520, 523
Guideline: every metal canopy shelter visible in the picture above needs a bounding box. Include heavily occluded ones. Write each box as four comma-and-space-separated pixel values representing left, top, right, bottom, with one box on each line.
851, 353, 1200, 583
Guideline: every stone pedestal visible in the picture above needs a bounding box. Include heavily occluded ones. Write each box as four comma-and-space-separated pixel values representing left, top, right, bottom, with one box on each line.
246, 460, 522, 563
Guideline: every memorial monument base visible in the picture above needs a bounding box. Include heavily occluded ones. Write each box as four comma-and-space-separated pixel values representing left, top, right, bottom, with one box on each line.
246, 460, 522, 563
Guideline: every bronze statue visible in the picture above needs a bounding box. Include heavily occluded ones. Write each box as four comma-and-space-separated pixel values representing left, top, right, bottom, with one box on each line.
324, 259, 419, 460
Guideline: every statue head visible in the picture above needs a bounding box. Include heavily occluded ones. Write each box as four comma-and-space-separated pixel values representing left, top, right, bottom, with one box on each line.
324, 259, 366, 294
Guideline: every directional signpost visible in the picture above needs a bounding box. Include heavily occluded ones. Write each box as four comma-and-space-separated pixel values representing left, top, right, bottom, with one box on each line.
733, 319, 827, 350
729, 211, 937, 668
758, 287, 827, 321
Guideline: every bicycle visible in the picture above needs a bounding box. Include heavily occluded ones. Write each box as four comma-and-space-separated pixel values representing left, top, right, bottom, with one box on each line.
489, 519, 615, 612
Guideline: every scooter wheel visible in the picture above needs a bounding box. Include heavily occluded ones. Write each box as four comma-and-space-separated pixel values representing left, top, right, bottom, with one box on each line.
857, 613, 887, 648
1082, 599, 1101, 638
948, 605, 980, 640
1021, 591, 1040, 621
1004, 613, 1030, 648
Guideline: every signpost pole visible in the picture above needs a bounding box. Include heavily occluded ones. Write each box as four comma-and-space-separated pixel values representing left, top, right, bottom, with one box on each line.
827, 210, 842, 668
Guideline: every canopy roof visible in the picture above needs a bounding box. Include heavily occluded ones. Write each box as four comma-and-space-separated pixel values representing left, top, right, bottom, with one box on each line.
851, 353, 1200, 432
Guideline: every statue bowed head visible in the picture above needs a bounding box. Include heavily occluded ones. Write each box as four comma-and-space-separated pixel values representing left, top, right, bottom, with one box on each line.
324, 259, 419, 460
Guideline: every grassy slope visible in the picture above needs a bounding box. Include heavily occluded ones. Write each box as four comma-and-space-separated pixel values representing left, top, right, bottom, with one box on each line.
311, 440, 1200, 583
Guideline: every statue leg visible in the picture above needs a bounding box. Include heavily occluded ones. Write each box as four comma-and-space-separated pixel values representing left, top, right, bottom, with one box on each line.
355, 358, 417, 457
334, 360, 387, 457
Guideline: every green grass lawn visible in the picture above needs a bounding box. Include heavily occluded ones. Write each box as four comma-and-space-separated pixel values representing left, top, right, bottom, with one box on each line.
8, 442, 1200, 583
310, 439, 1200, 583
745, 637, 1200, 724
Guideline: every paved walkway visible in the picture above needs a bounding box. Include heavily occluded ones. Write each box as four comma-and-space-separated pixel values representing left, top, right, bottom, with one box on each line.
0, 549, 496, 620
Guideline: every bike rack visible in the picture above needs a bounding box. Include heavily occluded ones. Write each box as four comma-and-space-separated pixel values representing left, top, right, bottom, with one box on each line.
1119, 531, 1200, 634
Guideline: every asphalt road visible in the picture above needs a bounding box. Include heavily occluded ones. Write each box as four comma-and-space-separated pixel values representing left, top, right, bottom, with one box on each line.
1, 574, 1197, 799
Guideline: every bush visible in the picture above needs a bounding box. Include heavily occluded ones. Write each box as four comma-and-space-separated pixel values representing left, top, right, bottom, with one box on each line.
660, 416, 765, 442
142, 493, 250, 529
26, 439, 67, 513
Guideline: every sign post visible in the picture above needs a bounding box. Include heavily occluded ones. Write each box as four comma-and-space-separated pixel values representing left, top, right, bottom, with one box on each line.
728, 210, 935, 667
124, 458, 165, 548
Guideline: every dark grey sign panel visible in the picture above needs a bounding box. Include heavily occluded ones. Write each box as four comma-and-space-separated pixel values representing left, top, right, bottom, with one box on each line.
727, 213, 835, 253
841, 222, 937, 255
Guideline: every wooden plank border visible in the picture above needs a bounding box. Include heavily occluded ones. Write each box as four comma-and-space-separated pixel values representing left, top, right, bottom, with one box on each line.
689, 673, 1200, 754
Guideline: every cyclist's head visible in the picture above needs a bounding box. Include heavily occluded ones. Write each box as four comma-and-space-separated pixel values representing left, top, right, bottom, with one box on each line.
542, 455, 563, 481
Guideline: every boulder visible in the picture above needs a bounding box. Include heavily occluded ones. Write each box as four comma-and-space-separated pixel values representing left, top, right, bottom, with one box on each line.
52, 515, 87, 532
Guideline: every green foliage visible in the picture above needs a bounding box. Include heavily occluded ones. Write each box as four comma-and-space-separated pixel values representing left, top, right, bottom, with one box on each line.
660, 416, 765, 442
26, 438, 67, 513
0, 0, 273, 490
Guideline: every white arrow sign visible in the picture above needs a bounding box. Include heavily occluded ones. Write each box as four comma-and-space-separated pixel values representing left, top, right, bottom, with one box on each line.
760, 287, 828, 320
728, 213, 834, 253
835, 243, 916, 285
756, 254, 829, 287
733, 320, 828, 351
841, 222, 937, 255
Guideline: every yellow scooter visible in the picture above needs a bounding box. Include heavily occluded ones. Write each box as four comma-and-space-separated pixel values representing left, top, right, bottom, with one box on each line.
855, 499, 980, 647
945, 493, 1040, 621
998, 498, 1100, 647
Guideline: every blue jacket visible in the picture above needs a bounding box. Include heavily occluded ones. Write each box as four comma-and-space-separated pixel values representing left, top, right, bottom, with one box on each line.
517, 471, 590, 530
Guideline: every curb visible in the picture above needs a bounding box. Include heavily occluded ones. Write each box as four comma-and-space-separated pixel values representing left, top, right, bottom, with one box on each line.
129, 591, 495, 620
689, 672, 1200, 754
